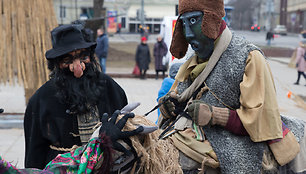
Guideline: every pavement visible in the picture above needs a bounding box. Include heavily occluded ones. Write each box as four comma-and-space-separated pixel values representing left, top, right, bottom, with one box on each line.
0, 33, 305, 169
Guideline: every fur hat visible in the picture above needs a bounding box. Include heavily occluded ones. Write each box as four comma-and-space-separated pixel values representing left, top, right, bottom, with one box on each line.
170, 0, 225, 59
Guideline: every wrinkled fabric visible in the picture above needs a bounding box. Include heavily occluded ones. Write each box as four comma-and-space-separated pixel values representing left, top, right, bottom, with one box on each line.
45, 137, 104, 174
296, 47, 306, 72
0, 137, 105, 174
135, 43, 151, 70
237, 50, 282, 142
154, 41, 168, 71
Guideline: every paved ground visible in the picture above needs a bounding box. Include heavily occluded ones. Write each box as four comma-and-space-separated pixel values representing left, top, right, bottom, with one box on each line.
0, 58, 306, 168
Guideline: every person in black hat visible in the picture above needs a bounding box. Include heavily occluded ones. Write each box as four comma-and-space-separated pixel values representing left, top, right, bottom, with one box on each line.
24, 24, 128, 169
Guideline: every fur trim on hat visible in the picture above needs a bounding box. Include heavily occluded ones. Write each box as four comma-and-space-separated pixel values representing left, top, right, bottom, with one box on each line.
170, 16, 189, 59
202, 10, 224, 39
170, 0, 225, 59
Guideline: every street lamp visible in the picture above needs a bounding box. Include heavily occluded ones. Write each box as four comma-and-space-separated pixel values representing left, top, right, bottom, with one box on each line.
141, 0, 144, 30
60, 0, 63, 24
75, 0, 78, 20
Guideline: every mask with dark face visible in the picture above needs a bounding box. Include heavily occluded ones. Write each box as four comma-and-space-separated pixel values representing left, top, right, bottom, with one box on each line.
49, 52, 104, 114
180, 11, 215, 61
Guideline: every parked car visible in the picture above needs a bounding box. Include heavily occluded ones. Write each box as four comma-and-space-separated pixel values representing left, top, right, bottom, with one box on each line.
251, 24, 260, 31
273, 25, 287, 35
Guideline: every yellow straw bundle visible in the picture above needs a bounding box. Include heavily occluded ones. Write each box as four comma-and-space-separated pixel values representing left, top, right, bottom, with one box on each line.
0, 0, 57, 103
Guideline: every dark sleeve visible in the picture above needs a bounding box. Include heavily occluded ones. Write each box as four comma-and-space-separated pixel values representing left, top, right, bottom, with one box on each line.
163, 42, 168, 56
224, 110, 249, 136
153, 44, 157, 57
103, 74, 128, 114
24, 94, 49, 169
102, 36, 109, 57
135, 45, 140, 63
147, 46, 151, 63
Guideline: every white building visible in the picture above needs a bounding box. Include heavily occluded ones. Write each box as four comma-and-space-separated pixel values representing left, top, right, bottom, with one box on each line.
52, 0, 178, 33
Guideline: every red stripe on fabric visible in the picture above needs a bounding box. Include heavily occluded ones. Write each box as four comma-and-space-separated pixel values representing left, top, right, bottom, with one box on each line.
217, 20, 227, 38
225, 110, 249, 136
268, 122, 289, 145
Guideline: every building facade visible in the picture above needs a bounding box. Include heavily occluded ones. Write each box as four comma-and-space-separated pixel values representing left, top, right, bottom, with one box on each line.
52, 0, 178, 34
286, 0, 306, 33
53, 0, 94, 25
252, 0, 280, 31
250, 0, 306, 33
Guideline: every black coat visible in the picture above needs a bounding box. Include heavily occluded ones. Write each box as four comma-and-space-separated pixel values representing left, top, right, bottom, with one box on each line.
24, 73, 127, 169
153, 41, 168, 71
135, 43, 151, 70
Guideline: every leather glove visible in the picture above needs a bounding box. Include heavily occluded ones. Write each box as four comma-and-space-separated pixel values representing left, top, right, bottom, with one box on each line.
187, 100, 229, 126
158, 91, 179, 119
99, 110, 144, 154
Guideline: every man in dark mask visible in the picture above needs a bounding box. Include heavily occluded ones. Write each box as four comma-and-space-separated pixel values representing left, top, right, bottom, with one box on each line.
158, 0, 306, 173
24, 24, 128, 169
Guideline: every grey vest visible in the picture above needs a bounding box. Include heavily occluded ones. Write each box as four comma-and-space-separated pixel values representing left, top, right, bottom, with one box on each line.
178, 34, 265, 174
177, 34, 305, 173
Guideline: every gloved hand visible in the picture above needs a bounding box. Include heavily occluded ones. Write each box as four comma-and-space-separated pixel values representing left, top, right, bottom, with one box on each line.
158, 91, 180, 119
99, 110, 144, 154
187, 100, 229, 126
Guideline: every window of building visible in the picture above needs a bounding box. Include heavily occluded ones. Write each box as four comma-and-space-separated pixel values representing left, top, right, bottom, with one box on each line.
153, 24, 161, 33
153, 18, 162, 22
129, 17, 136, 21
60, 6, 66, 18
129, 23, 136, 33
121, 17, 126, 28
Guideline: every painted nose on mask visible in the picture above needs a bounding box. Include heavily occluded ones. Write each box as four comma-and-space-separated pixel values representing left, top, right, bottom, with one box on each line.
184, 23, 195, 39
69, 59, 86, 78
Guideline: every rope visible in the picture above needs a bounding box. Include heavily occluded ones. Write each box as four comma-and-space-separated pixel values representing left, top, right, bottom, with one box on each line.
92, 122, 102, 130
69, 132, 80, 137
204, 82, 235, 110
49, 144, 80, 152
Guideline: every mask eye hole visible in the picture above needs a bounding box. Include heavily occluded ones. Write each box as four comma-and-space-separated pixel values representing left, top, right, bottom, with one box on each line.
61, 56, 73, 65
190, 18, 197, 25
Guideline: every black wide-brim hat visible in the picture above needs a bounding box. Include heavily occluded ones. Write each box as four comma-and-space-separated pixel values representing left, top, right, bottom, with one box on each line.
45, 24, 96, 60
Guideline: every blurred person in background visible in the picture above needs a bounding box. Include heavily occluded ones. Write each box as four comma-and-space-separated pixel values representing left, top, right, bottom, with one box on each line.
294, 38, 306, 86
266, 30, 274, 46
135, 36, 151, 79
153, 35, 168, 79
95, 26, 109, 73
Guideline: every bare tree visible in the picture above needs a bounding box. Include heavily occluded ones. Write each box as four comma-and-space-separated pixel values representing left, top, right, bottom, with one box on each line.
93, 0, 104, 18
229, 0, 256, 30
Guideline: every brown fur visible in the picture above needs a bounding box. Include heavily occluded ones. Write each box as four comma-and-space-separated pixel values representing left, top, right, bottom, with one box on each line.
170, 0, 225, 59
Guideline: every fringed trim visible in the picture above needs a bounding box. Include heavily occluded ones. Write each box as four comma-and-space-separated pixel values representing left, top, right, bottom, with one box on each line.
96, 133, 114, 174
261, 149, 278, 174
